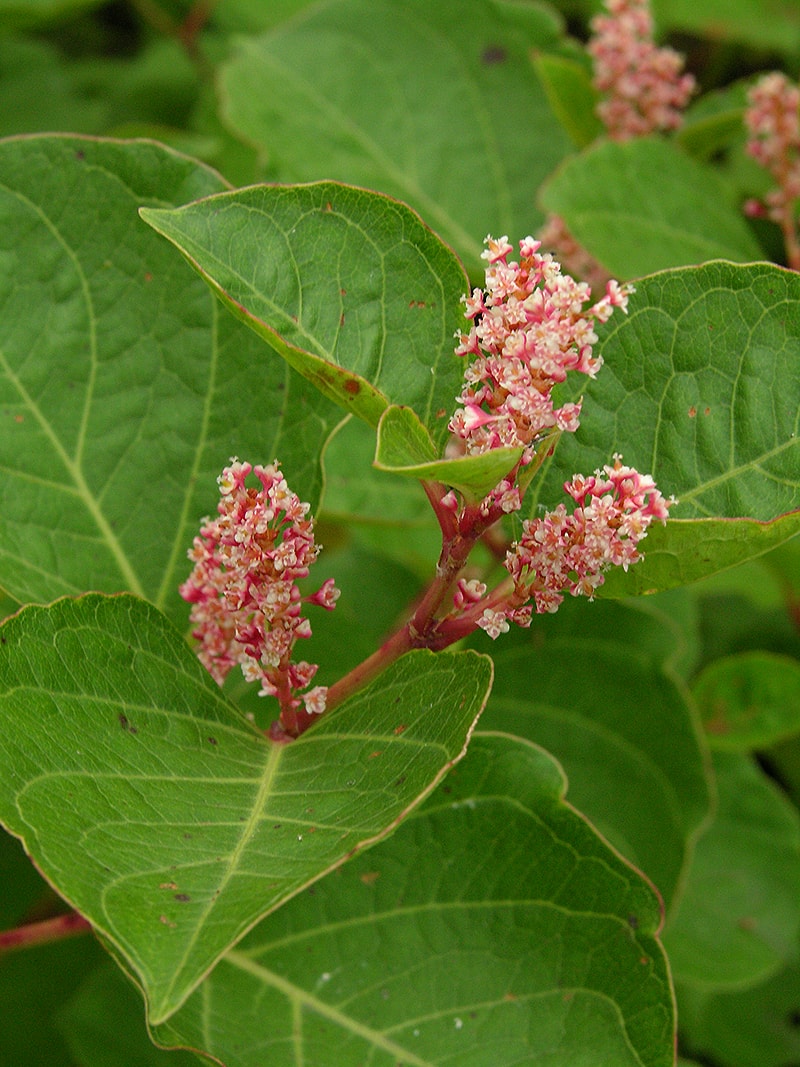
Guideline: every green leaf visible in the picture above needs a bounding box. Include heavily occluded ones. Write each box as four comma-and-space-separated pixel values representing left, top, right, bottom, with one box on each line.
217, 0, 573, 275
677, 955, 800, 1067
694, 651, 800, 750
663, 751, 800, 990
597, 516, 800, 598
374, 405, 523, 500
532, 53, 603, 149
153, 734, 675, 1067
320, 416, 443, 577
0, 134, 340, 625
0, 0, 103, 30
141, 183, 468, 446
0, 594, 492, 1024
533, 261, 800, 591
58, 960, 200, 1067
652, 0, 800, 54
539, 138, 762, 279
478, 619, 711, 913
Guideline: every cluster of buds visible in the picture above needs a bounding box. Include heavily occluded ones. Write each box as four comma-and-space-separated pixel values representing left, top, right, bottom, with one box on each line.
744, 72, 800, 270
589, 0, 696, 141
449, 235, 632, 469
180, 459, 338, 723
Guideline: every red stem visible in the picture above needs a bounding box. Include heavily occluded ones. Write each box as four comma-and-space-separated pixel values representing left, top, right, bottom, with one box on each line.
0, 911, 91, 955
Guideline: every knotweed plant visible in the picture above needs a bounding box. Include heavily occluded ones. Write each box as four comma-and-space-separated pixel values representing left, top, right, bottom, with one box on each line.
182, 237, 672, 737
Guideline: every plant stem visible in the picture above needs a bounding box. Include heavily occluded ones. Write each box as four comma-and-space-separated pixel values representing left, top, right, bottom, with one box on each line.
0, 912, 91, 955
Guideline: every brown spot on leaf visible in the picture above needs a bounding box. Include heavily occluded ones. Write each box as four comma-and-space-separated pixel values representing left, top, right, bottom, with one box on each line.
207, 736, 218, 745
393, 724, 407, 735
360, 871, 380, 886
160, 881, 178, 890
688, 406, 697, 418
344, 379, 360, 395
482, 44, 507, 64
174, 893, 191, 903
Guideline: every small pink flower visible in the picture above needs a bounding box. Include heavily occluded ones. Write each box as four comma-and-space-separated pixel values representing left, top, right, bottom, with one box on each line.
477, 608, 510, 639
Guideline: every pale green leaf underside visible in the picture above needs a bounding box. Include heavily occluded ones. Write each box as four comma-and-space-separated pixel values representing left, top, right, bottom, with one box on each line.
0, 594, 492, 1024
154, 734, 674, 1067
141, 182, 469, 447
374, 405, 523, 500
0, 135, 339, 626
218, 0, 572, 275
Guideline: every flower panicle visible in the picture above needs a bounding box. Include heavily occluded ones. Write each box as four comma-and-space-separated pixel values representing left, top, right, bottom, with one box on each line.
744, 71, 800, 270
477, 455, 674, 633
449, 235, 633, 470
180, 458, 339, 721
589, 0, 695, 141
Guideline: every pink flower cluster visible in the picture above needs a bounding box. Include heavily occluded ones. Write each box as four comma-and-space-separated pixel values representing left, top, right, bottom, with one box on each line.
744, 72, 800, 270
449, 235, 632, 465
180, 459, 338, 718
494, 456, 673, 625
589, 0, 695, 141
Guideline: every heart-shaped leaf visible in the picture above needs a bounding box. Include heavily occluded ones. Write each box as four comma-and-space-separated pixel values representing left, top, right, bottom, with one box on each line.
478, 614, 711, 913
539, 138, 762, 278
217, 0, 572, 275
0, 594, 492, 1023
533, 261, 800, 591
141, 183, 469, 447
0, 135, 340, 626
152, 734, 675, 1066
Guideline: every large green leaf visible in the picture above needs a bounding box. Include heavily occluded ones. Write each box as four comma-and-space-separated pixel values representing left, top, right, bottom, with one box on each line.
534, 261, 800, 591
477, 617, 711, 914
0, 594, 492, 1024
216, 0, 572, 275
677, 954, 800, 1067
539, 138, 762, 279
0, 135, 340, 626
652, 0, 800, 54
663, 751, 800, 990
141, 183, 468, 446
153, 734, 675, 1066
694, 651, 800, 750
